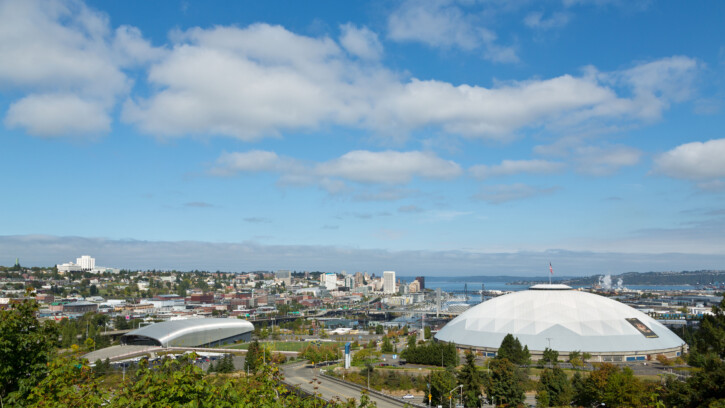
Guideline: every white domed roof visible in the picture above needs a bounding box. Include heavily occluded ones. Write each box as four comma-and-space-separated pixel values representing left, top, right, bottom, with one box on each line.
435, 286, 685, 353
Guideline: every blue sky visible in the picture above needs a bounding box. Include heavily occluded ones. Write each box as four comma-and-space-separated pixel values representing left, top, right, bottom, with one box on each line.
1, 0, 725, 276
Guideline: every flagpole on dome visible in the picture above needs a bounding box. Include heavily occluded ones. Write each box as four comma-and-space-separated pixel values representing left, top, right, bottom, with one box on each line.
549, 262, 553, 285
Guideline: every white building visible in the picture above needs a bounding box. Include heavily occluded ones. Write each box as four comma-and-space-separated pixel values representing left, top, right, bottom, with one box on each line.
383, 271, 396, 294
57, 262, 83, 274
344, 275, 355, 289
275, 270, 292, 286
324, 273, 337, 290
76, 255, 95, 271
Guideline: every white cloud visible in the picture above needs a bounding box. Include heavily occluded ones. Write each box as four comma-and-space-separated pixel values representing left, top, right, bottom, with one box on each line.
339, 23, 383, 60
387, 0, 518, 63
524, 11, 571, 29
3, 2, 699, 143
474, 183, 559, 204
211, 149, 460, 199
0, 0, 160, 137
210, 150, 287, 176
573, 145, 641, 175
5, 93, 110, 136
470, 159, 564, 179
653, 138, 725, 180
125, 32, 696, 141
316, 150, 462, 184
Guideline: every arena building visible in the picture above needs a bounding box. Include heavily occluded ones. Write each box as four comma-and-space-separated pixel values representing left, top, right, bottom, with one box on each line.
121, 318, 254, 348
434, 284, 687, 362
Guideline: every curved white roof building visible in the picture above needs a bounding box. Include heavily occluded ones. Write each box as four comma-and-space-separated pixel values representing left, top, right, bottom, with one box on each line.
121, 318, 254, 348
434, 284, 687, 362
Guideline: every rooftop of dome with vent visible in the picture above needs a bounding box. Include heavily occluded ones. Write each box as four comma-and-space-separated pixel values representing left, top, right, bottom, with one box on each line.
529, 284, 573, 290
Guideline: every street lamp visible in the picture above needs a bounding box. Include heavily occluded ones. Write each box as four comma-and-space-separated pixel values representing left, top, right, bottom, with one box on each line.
449, 385, 462, 408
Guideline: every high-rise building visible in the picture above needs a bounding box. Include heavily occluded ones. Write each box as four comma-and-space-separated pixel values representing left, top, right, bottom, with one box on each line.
383, 271, 396, 294
275, 270, 291, 286
415, 276, 425, 290
354, 272, 364, 286
344, 275, 355, 289
76, 255, 95, 271
324, 273, 337, 290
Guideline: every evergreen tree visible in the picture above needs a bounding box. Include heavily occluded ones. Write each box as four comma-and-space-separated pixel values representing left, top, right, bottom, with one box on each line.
381, 336, 393, 353
430, 367, 457, 407
407, 333, 417, 348
458, 350, 483, 408
496, 334, 529, 365
245, 341, 260, 373
537, 367, 573, 407
540, 348, 559, 366
485, 358, 525, 407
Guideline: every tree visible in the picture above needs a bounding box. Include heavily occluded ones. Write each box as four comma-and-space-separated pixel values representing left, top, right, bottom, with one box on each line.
115, 315, 130, 330
0, 298, 59, 403
539, 348, 558, 366
406, 333, 417, 348
424, 326, 432, 340
458, 350, 483, 408
496, 334, 530, 365
572, 363, 648, 407
485, 358, 525, 407
688, 297, 725, 366
537, 367, 573, 407
401, 340, 457, 367
430, 368, 457, 407
374, 325, 384, 335
567, 350, 582, 367
380, 336, 393, 353
245, 340, 261, 373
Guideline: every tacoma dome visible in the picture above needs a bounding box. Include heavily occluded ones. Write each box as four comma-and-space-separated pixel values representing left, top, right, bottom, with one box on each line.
434, 284, 686, 362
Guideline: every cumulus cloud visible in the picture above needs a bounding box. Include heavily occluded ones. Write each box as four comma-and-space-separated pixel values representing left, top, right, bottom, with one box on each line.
387, 0, 518, 63
470, 159, 564, 179
5, 93, 110, 136
653, 138, 725, 181
210, 149, 458, 199
573, 145, 641, 175
210, 150, 287, 176
0, 0, 160, 137
534, 139, 641, 176
212, 149, 461, 185
339, 23, 383, 60
3, 1, 700, 143
316, 150, 462, 184
474, 183, 559, 204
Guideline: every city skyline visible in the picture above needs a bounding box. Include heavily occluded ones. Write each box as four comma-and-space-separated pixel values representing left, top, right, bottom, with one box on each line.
2, 1, 725, 275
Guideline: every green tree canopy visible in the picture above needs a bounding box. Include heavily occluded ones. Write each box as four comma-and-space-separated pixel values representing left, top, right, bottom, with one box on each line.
458, 350, 484, 407
496, 334, 530, 365
540, 348, 559, 366
537, 367, 573, 407
485, 358, 525, 407
0, 298, 59, 403
430, 367, 457, 406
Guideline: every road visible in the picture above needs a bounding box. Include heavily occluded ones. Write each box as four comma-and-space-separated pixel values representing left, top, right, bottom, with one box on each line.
282, 362, 410, 408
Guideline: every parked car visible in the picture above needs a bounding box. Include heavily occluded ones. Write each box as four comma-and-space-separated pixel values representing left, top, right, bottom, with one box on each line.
402, 394, 415, 400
